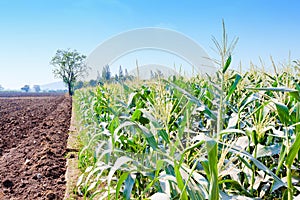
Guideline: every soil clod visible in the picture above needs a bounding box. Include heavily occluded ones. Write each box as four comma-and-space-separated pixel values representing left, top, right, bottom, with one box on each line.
3, 179, 13, 188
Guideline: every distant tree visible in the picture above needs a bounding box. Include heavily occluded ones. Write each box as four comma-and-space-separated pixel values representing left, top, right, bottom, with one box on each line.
89, 79, 97, 87
119, 65, 124, 81
21, 85, 30, 92
125, 68, 135, 81
150, 70, 155, 79
126, 74, 135, 81
33, 85, 41, 93
50, 49, 87, 95
0, 85, 3, 91
74, 81, 84, 90
150, 70, 164, 80
125, 68, 129, 78
156, 70, 164, 78
156, 70, 164, 79
114, 74, 119, 82
102, 64, 111, 82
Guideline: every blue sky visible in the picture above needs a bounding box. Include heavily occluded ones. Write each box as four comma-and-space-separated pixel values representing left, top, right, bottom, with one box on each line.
0, 0, 299, 89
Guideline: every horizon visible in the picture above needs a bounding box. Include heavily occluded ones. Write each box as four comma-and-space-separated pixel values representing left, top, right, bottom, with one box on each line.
0, 81, 66, 91
1, 0, 300, 89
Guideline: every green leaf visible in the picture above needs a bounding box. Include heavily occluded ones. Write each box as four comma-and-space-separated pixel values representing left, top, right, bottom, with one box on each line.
220, 128, 246, 136
127, 92, 138, 108
131, 109, 142, 121
174, 163, 188, 200
245, 128, 258, 145
108, 156, 133, 185
200, 160, 210, 180
275, 144, 286, 175
246, 87, 298, 92
222, 55, 232, 73
155, 160, 164, 176
275, 102, 290, 125
286, 133, 300, 167
240, 93, 259, 111
158, 129, 170, 143
206, 139, 219, 200
131, 109, 150, 125
87, 181, 97, 193
256, 143, 281, 158
76, 174, 84, 187
226, 74, 242, 100
109, 117, 120, 134
116, 172, 129, 200
290, 91, 300, 101
123, 174, 135, 200
136, 123, 158, 150
218, 179, 251, 196
237, 155, 252, 170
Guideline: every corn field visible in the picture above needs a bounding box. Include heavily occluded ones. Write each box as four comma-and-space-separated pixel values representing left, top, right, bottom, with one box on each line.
73, 27, 300, 200
73, 62, 299, 199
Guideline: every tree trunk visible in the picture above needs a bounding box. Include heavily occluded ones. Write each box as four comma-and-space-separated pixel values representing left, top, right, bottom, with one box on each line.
68, 82, 73, 96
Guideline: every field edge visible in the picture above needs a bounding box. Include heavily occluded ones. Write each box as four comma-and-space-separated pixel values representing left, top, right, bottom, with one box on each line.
64, 101, 82, 200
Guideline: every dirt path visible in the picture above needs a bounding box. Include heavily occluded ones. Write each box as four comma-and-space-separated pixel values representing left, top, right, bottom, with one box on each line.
0, 95, 71, 199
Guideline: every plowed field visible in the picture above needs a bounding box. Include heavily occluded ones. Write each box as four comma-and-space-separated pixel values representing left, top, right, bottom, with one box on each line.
0, 94, 71, 200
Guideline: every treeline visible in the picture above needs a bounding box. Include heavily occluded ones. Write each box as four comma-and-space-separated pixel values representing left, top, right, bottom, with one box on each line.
0, 84, 43, 93
74, 65, 134, 90
20, 85, 41, 92
99, 65, 134, 83
75, 64, 167, 90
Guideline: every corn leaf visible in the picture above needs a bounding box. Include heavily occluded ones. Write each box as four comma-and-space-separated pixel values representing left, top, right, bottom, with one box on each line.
167, 81, 217, 120
116, 172, 129, 200
206, 139, 219, 200
246, 87, 298, 92
226, 73, 242, 100
174, 163, 188, 200
256, 143, 281, 158
219, 142, 286, 192
136, 123, 158, 150
285, 133, 300, 167
123, 174, 135, 200
108, 156, 133, 185
275, 102, 290, 126
87, 182, 97, 193
222, 55, 232, 73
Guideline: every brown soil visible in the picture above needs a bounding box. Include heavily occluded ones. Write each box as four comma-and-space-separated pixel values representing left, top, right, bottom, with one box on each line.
0, 94, 72, 199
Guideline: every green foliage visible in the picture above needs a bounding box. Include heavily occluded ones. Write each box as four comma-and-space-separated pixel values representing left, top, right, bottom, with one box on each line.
206, 139, 219, 200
